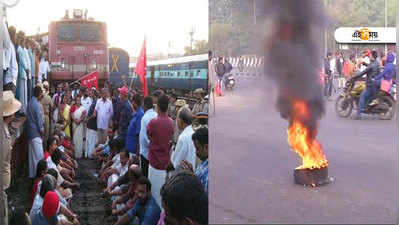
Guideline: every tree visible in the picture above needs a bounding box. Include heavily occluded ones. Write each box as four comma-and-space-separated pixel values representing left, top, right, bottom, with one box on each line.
324, 0, 399, 53
184, 40, 208, 56
209, 23, 234, 56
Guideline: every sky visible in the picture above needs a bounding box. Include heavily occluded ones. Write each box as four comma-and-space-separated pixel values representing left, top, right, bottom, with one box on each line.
6, 0, 208, 56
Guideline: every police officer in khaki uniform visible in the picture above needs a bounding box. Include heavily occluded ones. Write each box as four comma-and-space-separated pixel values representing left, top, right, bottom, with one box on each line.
171, 99, 189, 146
41, 81, 52, 146
192, 88, 208, 115
1, 91, 22, 225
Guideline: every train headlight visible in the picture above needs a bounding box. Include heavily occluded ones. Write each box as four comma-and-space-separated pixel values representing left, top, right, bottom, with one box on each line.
61, 58, 65, 69
92, 61, 97, 70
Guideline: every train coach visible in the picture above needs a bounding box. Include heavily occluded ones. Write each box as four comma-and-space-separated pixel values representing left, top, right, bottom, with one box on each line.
128, 54, 208, 93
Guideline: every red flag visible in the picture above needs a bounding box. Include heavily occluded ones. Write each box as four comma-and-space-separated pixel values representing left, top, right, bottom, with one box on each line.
80, 71, 98, 90
135, 39, 148, 96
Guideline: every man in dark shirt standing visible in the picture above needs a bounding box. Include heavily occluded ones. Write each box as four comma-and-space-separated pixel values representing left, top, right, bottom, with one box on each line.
324, 52, 333, 99
27, 86, 44, 178
117, 86, 133, 146
85, 89, 98, 158
147, 95, 174, 207
126, 94, 144, 156
115, 177, 160, 225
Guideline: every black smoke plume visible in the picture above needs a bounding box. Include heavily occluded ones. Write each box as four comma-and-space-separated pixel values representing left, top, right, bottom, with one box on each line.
263, 0, 327, 132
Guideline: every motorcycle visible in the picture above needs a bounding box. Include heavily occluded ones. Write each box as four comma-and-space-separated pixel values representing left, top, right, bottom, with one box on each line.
224, 74, 235, 90
335, 79, 395, 120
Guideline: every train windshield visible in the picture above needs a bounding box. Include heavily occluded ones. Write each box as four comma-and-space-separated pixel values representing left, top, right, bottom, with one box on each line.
57, 24, 78, 41
80, 23, 101, 42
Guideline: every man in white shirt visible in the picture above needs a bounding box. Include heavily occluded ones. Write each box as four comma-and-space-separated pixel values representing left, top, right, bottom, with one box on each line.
139, 96, 158, 178
23, 42, 32, 100
4, 26, 18, 88
80, 87, 92, 113
2, 20, 11, 72
94, 88, 113, 145
107, 150, 130, 188
38, 56, 50, 84
329, 53, 336, 75
166, 107, 196, 176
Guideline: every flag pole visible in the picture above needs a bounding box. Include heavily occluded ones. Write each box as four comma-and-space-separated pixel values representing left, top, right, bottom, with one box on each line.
68, 70, 97, 87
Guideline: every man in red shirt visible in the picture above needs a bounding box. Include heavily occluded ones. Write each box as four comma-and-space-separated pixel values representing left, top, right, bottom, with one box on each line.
146, 95, 174, 207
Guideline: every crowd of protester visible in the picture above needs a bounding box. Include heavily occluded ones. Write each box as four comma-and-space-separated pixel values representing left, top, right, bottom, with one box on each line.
2, 19, 210, 225
322, 48, 396, 100
3, 77, 209, 225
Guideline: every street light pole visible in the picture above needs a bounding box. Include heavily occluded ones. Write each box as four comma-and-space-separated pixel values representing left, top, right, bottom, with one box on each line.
253, 0, 256, 25
385, 0, 387, 53
324, 0, 328, 58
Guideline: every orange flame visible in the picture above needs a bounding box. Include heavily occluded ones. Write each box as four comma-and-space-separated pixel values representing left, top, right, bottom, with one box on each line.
287, 100, 328, 170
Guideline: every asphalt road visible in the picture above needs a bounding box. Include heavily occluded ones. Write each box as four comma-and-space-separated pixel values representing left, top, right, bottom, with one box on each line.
209, 73, 397, 224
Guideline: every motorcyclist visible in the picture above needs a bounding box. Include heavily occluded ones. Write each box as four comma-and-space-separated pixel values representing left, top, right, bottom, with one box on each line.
223, 58, 233, 87
215, 57, 226, 96
349, 50, 380, 119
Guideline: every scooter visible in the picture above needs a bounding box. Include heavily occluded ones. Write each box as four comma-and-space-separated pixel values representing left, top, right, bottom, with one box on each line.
224, 74, 235, 90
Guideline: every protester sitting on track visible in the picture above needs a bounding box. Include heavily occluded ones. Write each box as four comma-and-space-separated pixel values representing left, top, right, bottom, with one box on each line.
98, 138, 122, 177
106, 164, 142, 218
47, 148, 80, 190
30, 174, 57, 216
92, 127, 115, 161
47, 148, 75, 183
160, 171, 208, 225
30, 160, 48, 211
54, 124, 76, 157
53, 135, 78, 170
46, 169, 71, 206
46, 169, 80, 225
104, 150, 130, 189
114, 177, 161, 225
46, 137, 75, 174
30, 190, 60, 225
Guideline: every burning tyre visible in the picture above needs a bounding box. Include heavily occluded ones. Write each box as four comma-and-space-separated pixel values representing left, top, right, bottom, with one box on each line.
287, 101, 330, 187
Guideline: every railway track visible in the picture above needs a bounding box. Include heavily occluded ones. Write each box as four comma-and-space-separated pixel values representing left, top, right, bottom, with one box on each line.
70, 159, 113, 225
